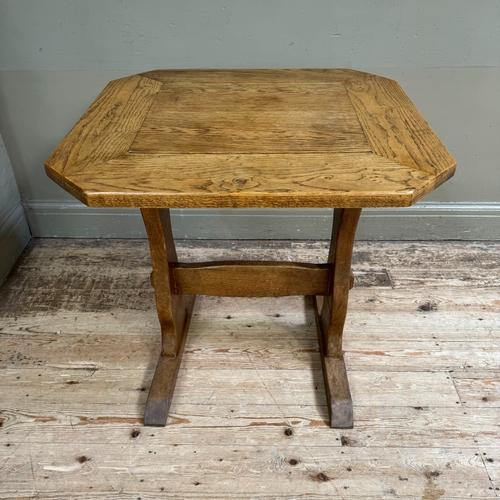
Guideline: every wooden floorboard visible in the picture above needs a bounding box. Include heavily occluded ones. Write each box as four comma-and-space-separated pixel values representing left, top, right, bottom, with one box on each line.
0, 239, 499, 499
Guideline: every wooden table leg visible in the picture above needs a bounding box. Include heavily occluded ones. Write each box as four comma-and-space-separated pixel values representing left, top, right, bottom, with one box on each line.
315, 208, 362, 428
141, 208, 195, 426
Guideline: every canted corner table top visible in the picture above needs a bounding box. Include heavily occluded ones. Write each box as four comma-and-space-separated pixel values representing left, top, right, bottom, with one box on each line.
45, 69, 456, 209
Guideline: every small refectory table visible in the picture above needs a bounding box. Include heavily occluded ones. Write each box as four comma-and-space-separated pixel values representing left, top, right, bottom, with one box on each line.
45, 69, 456, 428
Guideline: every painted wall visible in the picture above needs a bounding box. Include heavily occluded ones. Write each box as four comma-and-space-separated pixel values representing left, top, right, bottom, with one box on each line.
0, 133, 31, 283
0, 0, 499, 239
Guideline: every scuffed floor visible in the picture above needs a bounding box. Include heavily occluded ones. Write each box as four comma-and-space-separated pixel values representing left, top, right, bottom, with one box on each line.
0, 239, 499, 499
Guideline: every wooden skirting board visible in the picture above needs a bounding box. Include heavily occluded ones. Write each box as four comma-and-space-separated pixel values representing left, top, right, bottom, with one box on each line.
0, 239, 499, 498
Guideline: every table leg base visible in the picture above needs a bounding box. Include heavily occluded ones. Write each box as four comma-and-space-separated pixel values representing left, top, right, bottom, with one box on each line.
144, 294, 196, 426
312, 296, 354, 429
321, 356, 354, 429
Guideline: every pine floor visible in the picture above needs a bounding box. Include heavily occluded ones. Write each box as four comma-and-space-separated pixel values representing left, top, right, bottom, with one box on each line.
0, 239, 499, 499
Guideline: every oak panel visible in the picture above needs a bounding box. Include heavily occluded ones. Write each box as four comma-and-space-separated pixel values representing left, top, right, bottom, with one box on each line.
130, 82, 369, 154
140, 68, 369, 84
64, 152, 434, 208
344, 74, 456, 177
45, 75, 161, 178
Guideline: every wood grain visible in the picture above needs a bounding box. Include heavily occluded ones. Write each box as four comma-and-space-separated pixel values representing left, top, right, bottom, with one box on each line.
0, 443, 491, 498
321, 209, 362, 358
141, 208, 182, 357
314, 209, 361, 428
145, 295, 195, 426
129, 82, 368, 154
45, 69, 456, 210
140, 68, 369, 84
141, 208, 197, 425
2, 405, 499, 448
1, 239, 498, 498
64, 152, 435, 208
314, 297, 353, 429
45, 75, 161, 198
344, 74, 456, 179
173, 261, 330, 297
0, 367, 459, 409
2, 329, 499, 375
140, 82, 360, 112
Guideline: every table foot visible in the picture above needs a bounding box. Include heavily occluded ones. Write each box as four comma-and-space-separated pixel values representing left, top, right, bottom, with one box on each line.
144, 294, 196, 426
322, 356, 353, 429
313, 296, 353, 429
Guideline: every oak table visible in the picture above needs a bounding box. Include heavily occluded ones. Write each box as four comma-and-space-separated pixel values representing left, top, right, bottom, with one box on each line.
45, 69, 456, 428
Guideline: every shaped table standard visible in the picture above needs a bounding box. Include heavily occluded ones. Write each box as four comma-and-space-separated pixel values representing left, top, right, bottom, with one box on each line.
45, 69, 456, 428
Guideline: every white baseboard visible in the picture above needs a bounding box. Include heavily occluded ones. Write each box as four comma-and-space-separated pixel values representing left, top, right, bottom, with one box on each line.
23, 200, 500, 240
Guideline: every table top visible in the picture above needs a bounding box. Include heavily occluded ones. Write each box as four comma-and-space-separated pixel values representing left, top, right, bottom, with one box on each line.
45, 69, 456, 208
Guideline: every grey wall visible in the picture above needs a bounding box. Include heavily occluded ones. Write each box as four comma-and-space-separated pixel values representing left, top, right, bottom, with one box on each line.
0, 133, 31, 283
0, 0, 499, 240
